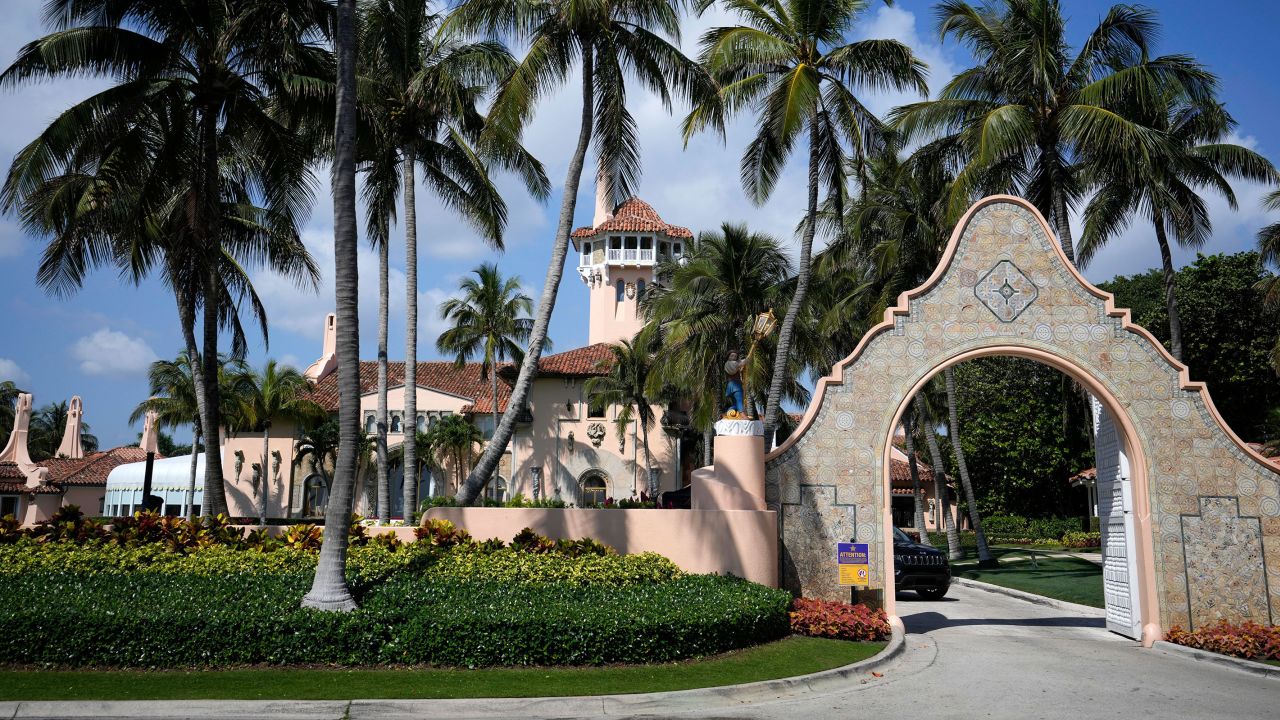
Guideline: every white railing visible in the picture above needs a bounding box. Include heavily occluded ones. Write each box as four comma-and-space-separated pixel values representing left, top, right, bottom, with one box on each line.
605, 248, 655, 264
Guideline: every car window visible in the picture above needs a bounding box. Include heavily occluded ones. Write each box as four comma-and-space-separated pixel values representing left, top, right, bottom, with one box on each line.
892, 526, 913, 544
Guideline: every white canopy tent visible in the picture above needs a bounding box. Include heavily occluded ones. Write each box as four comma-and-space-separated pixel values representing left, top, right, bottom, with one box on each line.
105, 453, 205, 517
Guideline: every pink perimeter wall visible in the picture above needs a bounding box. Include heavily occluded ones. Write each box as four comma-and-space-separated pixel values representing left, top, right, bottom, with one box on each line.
424, 507, 778, 587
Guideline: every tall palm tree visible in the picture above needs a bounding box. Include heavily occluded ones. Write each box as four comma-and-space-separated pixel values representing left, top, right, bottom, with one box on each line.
303, 0, 359, 613
683, 0, 928, 444
359, 0, 549, 517
913, 394, 961, 560
901, 408, 931, 546
387, 429, 437, 501
2, 0, 328, 516
642, 223, 792, 463
446, 0, 710, 505
240, 360, 326, 526
585, 335, 659, 496
942, 367, 992, 565
1080, 96, 1278, 361
437, 262, 534, 483
891, 0, 1215, 263
428, 414, 483, 495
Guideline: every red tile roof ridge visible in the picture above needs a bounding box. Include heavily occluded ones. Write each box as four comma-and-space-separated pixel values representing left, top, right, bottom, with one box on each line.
571, 197, 693, 239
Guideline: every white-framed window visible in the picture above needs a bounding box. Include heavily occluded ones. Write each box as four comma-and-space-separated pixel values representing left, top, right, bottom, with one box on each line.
587, 393, 607, 419
484, 475, 507, 504
390, 413, 403, 433
364, 413, 376, 434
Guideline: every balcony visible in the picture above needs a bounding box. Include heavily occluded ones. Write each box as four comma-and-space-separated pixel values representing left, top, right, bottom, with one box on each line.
608, 248, 655, 264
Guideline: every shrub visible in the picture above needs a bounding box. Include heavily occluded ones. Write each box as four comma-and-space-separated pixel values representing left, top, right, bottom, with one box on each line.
982, 515, 1028, 537
789, 598, 891, 641
510, 527, 557, 554
414, 519, 470, 547
1061, 531, 1101, 548
430, 546, 680, 587
1027, 517, 1085, 541
1166, 620, 1280, 661
0, 572, 787, 668
281, 524, 323, 551
0, 514, 21, 543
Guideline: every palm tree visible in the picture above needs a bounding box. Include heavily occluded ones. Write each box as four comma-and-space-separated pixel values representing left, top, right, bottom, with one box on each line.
28, 401, 98, 461
913, 394, 961, 560
901, 408, 931, 546
585, 335, 659, 496
2, 0, 328, 516
303, 0, 359, 613
942, 367, 993, 565
388, 429, 437, 503
1258, 190, 1280, 372
683, 0, 928, 444
359, 0, 549, 517
891, 0, 1215, 263
1080, 96, 1278, 361
446, 0, 710, 505
0, 381, 24, 450
428, 415, 483, 494
240, 360, 326, 527
437, 262, 534, 491
642, 223, 792, 464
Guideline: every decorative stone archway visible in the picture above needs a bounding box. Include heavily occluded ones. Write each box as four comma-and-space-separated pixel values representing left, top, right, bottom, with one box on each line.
765, 195, 1280, 645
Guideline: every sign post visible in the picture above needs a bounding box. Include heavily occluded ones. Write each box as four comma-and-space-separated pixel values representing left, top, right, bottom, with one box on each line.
837, 542, 870, 587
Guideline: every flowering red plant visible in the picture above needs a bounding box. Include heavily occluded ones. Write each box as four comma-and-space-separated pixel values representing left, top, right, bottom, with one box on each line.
1166, 620, 1280, 661
789, 598, 890, 641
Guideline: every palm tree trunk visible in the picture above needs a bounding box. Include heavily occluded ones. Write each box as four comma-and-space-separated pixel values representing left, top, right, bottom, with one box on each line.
915, 395, 961, 560
490, 362, 499, 494
258, 429, 270, 527
944, 366, 994, 565
376, 230, 390, 522
200, 270, 228, 517
1153, 213, 1183, 361
1054, 190, 1076, 265
455, 46, 596, 505
186, 424, 201, 520
903, 411, 931, 546
763, 117, 820, 444
302, 0, 359, 612
402, 147, 419, 519
176, 286, 209, 518
641, 420, 652, 497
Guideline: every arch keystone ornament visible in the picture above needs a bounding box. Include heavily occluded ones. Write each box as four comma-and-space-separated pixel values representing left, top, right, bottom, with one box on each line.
765, 195, 1280, 647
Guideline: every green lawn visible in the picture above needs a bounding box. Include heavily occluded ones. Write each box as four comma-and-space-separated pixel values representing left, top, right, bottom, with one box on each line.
0, 636, 884, 701
952, 547, 1104, 608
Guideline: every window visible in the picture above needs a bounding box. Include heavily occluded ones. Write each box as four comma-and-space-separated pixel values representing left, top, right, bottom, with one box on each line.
624, 236, 637, 250
673, 242, 682, 256
615, 279, 625, 303
302, 475, 328, 517
581, 241, 592, 264
364, 414, 376, 434
0, 495, 19, 519
390, 413, 402, 433
640, 237, 652, 250
164, 503, 182, 517
610, 236, 621, 250
485, 475, 508, 504
637, 279, 646, 300
587, 393, 606, 418
580, 472, 608, 506
416, 414, 426, 433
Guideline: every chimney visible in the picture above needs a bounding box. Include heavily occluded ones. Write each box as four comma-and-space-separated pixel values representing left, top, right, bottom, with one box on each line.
592, 169, 614, 228
303, 313, 339, 382
0, 392, 35, 467
139, 408, 159, 454
55, 395, 86, 459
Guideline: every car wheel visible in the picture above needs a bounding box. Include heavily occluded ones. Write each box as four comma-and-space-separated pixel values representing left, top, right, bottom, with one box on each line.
917, 587, 948, 600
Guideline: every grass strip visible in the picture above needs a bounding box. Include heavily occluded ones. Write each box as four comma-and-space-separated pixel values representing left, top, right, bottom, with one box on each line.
0, 637, 883, 701
952, 548, 1104, 608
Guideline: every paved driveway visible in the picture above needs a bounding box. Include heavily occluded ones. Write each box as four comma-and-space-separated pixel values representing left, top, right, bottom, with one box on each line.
681, 584, 1276, 720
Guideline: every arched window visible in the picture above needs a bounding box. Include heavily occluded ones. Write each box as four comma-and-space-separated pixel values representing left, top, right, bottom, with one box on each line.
390, 414, 402, 433
416, 414, 426, 433
485, 475, 508, 504
364, 414, 376, 434
637, 279, 646, 300
615, 279, 625, 303
302, 475, 328, 517
579, 470, 609, 507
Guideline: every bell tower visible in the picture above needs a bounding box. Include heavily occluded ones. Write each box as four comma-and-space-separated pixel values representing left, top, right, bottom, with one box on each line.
572, 182, 692, 346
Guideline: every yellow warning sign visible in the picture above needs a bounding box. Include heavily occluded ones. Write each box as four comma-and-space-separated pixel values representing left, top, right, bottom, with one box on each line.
839, 563, 869, 586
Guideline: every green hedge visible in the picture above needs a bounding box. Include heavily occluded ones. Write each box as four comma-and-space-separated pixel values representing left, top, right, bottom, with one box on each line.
0, 572, 790, 667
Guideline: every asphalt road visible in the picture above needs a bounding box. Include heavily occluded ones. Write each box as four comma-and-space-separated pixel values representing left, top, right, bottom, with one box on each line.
4, 584, 1275, 719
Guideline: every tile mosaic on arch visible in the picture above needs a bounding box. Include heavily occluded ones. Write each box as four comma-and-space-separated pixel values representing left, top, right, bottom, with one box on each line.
765, 196, 1280, 632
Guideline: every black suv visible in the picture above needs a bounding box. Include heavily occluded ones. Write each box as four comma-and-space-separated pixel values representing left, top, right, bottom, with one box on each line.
893, 526, 950, 599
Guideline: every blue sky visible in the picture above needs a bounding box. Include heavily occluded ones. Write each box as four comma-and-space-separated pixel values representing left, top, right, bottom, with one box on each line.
1, 0, 1277, 448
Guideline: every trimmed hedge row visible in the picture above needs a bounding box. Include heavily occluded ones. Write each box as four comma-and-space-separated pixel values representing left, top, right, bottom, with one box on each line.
0, 571, 790, 667
0, 540, 682, 589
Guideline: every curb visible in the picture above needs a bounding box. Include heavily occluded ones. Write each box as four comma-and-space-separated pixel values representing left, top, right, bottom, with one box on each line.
1153, 641, 1280, 681
952, 577, 1105, 617
0, 630, 906, 719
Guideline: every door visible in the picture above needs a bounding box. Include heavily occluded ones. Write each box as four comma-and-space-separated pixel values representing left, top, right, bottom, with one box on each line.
1094, 400, 1143, 639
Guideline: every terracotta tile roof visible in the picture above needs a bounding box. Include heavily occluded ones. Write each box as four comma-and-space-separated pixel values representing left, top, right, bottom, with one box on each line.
309, 361, 513, 414
55, 447, 152, 486
503, 343, 616, 379
889, 456, 934, 484
1070, 467, 1097, 483
571, 198, 693, 239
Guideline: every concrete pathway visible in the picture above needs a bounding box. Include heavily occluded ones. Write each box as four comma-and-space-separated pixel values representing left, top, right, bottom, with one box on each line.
3, 585, 1274, 719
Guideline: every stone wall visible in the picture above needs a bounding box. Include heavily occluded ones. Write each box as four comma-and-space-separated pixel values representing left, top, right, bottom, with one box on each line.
765, 196, 1280, 636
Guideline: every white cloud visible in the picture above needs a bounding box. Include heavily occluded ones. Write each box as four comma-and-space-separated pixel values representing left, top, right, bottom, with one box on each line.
71, 329, 158, 376
0, 358, 30, 385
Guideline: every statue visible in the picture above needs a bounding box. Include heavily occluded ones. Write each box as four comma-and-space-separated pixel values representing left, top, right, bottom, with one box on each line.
723, 350, 748, 418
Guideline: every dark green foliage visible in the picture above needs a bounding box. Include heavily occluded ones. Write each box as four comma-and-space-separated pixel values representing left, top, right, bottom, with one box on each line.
1099, 252, 1280, 442
949, 358, 1094, 518
0, 572, 789, 668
